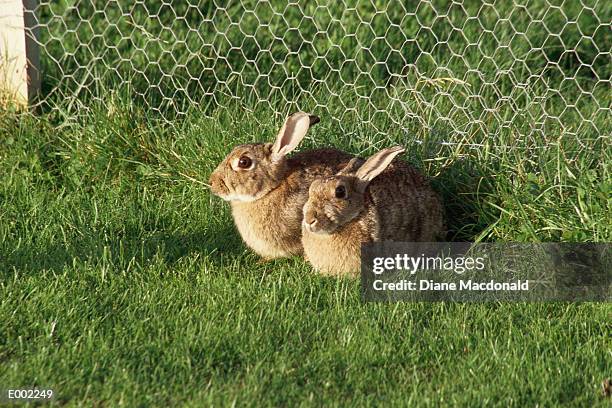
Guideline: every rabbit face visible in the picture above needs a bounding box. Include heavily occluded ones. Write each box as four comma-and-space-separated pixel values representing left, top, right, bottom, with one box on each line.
209, 112, 320, 203
302, 146, 407, 235
302, 176, 365, 234
209, 143, 287, 202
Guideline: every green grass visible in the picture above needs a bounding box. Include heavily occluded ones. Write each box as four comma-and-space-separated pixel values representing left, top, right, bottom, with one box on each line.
0, 100, 610, 406
1, 0, 611, 405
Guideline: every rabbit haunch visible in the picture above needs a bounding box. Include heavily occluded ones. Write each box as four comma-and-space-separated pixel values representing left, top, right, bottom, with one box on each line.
209, 112, 353, 259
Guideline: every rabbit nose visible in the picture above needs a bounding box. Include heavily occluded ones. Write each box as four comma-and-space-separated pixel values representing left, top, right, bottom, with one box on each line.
209, 172, 219, 187
305, 211, 318, 226
208, 172, 226, 193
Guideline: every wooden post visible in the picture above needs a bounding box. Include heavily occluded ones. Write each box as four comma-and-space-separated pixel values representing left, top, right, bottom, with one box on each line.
0, 0, 40, 107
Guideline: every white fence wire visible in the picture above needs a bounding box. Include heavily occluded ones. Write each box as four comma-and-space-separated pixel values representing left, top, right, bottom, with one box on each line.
20, 1, 612, 141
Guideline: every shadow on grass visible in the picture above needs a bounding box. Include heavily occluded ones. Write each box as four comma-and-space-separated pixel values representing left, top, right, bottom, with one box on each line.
0, 221, 246, 276
430, 158, 496, 242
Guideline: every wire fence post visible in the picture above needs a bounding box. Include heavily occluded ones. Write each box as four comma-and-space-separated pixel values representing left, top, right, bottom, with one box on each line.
0, 0, 39, 107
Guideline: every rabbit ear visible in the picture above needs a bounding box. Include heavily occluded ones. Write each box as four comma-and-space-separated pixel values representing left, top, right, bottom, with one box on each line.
271, 112, 318, 159
355, 146, 405, 185
337, 157, 365, 175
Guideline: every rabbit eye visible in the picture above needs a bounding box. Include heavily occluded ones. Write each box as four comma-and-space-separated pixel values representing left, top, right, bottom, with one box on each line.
237, 156, 252, 169
335, 185, 347, 199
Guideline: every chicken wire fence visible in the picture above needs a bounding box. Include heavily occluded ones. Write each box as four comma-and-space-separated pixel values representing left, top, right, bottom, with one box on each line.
24, 1, 612, 142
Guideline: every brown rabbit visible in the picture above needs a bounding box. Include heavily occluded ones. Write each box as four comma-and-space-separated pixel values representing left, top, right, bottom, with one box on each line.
208, 112, 353, 259
302, 146, 445, 276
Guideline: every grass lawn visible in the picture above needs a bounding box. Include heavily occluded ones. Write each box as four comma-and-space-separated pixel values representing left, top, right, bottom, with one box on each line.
0, 102, 610, 406
1, 0, 611, 405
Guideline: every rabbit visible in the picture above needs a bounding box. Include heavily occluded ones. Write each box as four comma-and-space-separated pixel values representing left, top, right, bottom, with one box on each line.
208, 112, 354, 259
301, 146, 445, 276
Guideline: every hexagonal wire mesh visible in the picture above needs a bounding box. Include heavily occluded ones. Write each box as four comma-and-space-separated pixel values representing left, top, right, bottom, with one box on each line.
26, 1, 612, 144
